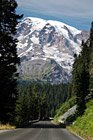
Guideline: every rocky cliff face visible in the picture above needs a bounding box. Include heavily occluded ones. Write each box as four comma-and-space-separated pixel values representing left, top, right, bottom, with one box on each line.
16, 17, 89, 84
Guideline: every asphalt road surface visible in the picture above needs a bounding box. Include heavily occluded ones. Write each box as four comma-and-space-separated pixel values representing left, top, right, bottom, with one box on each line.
0, 121, 84, 140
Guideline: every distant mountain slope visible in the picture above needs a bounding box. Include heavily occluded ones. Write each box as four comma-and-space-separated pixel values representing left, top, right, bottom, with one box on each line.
16, 17, 89, 84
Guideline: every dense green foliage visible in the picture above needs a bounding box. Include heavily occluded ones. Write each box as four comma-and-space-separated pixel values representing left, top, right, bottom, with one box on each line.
89, 22, 93, 89
15, 82, 69, 125
0, 0, 23, 122
15, 83, 48, 126
71, 23, 93, 114
54, 96, 76, 122
67, 99, 93, 140
72, 42, 90, 113
43, 83, 69, 116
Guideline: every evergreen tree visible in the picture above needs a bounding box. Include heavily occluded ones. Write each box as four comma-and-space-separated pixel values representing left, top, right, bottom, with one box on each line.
39, 95, 48, 119
90, 22, 93, 50
72, 41, 90, 114
15, 93, 28, 126
0, 0, 23, 122
72, 54, 79, 97
71, 23, 93, 114
67, 83, 73, 100
32, 82, 41, 119
89, 22, 93, 88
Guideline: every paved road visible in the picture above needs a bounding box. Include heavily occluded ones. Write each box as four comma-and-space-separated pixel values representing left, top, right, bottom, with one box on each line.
0, 121, 84, 140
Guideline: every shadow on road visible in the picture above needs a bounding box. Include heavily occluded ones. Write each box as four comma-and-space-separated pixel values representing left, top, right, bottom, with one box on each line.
24, 121, 66, 129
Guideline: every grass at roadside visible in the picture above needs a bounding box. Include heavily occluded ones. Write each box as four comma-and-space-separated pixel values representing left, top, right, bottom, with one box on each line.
54, 96, 76, 122
67, 126, 93, 140
54, 96, 93, 140
67, 99, 93, 140
0, 123, 16, 130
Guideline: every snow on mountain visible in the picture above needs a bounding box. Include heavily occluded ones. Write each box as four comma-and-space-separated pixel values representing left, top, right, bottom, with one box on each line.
16, 17, 89, 84
18, 17, 81, 38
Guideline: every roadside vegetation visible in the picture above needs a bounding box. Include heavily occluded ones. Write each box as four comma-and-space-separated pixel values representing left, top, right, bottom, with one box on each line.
0, 123, 16, 130
54, 96, 76, 123
54, 99, 93, 139
67, 99, 93, 140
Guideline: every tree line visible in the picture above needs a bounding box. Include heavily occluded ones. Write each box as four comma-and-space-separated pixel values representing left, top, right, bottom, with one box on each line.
17, 82, 69, 121
15, 83, 48, 126
67, 22, 93, 114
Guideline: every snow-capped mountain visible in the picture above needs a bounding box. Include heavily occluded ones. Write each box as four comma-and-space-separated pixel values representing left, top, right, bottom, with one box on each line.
16, 17, 89, 84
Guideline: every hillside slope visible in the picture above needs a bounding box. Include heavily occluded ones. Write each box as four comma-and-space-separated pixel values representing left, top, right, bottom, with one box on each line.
54, 99, 93, 140
67, 99, 93, 140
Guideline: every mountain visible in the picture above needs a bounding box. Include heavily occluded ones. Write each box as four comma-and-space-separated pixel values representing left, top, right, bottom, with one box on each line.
16, 17, 89, 84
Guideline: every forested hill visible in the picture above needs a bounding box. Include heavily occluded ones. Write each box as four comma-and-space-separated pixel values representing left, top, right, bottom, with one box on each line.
17, 82, 69, 120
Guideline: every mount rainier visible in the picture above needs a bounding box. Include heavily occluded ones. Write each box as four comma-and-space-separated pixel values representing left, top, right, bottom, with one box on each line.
16, 17, 89, 84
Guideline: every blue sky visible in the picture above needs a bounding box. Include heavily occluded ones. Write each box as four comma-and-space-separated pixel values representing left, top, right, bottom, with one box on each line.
16, 0, 93, 30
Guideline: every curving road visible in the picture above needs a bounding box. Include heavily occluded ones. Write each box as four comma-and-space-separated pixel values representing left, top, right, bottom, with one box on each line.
0, 121, 84, 140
